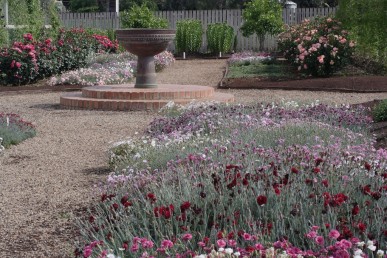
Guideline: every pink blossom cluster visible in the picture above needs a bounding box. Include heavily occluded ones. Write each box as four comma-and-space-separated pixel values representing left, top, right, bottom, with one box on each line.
278, 17, 356, 77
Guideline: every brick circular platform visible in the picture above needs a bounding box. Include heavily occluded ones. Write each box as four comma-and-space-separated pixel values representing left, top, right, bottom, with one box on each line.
60, 84, 234, 111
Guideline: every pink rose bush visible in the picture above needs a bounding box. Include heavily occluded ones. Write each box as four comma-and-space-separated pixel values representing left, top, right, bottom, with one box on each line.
278, 17, 356, 77
0, 29, 119, 85
75, 102, 387, 257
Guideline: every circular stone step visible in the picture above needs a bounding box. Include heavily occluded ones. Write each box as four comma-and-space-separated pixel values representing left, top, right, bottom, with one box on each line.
60, 84, 234, 111
81, 84, 214, 100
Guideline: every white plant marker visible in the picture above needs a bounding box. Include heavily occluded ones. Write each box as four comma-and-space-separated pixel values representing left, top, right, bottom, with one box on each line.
219, 52, 222, 58
183, 52, 186, 59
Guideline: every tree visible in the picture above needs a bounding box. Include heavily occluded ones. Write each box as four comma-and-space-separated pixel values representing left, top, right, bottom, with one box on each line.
69, 0, 100, 12
240, 0, 283, 51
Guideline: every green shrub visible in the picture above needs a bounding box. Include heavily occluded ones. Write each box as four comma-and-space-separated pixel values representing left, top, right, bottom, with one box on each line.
206, 23, 234, 54
372, 100, 387, 122
120, 4, 168, 29
336, 0, 387, 69
0, 113, 36, 148
175, 19, 203, 54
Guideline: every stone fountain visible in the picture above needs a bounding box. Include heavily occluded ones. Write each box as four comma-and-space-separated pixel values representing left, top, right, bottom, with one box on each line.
60, 29, 234, 111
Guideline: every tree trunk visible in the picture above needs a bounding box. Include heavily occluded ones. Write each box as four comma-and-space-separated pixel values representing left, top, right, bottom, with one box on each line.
258, 35, 265, 52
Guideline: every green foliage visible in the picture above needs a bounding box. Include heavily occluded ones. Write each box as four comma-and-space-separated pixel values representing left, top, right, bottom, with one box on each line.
175, 19, 203, 54
206, 23, 234, 54
0, 113, 36, 148
0, 0, 60, 44
69, 0, 99, 12
240, 0, 284, 51
120, 4, 168, 29
372, 100, 387, 122
336, 0, 387, 68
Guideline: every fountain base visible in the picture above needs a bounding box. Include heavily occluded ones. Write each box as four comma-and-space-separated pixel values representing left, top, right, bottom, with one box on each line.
60, 84, 234, 111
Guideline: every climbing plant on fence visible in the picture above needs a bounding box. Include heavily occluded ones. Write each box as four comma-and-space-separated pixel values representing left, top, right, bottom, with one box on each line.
0, 0, 60, 46
206, 23, 234, 54
175, 19, 202, 54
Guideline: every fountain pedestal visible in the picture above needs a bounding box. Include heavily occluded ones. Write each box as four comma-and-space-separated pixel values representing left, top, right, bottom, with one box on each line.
116, 29, 176, 88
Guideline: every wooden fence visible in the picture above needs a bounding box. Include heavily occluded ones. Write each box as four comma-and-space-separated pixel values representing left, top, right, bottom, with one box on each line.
60, 8, 336, 51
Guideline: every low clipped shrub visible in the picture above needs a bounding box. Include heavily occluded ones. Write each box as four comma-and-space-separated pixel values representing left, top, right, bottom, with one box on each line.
206, 23, 234, 54
0, 113, 36, 148
278, 17, 356, 77
120, 4, 168, 29
372, 100, 387, 122
175, 19, 203, 54
75, 102, 387, 258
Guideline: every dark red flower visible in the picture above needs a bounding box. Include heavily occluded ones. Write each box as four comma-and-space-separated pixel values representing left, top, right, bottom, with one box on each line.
371, 192, 381, 200
180, 201, 191, 212
120, 196, 128, 205
315, 158, 324, 166
122, 242, 128, 250
112, 203, 119, 210
227, 178, 237, 189
123, 201, 132, 207
322, 179, 329, 187
291, 167, 299, 174
217, 231, 224, 239
147, 193, 156, 203
200, 192, 206, 198
357, 222, 366, 232
101, 193, 108, 202
313, 167, 321, 174
226, 164, 239, 170
89, 215, 95, 223
163, 209, 172, 219
305, 178, 313, 185
352, 205, 360, 216
245, 246, 256, 253
364, 162, 371, 171
274, 187, 280, 196
325, 223, 330, 229
242, 178, 249, 186
361, 185, 371, 195
257, 195, 267, 206
227, 231, 235, 239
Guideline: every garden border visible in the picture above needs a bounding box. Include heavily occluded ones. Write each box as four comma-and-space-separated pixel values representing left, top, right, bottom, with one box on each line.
219, 74, 387, 93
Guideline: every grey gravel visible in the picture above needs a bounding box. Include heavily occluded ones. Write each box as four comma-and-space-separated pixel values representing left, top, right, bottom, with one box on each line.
0, 59, 386, 258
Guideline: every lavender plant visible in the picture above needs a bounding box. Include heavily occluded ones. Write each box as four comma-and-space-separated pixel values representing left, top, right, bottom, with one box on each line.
0, 113, 36, 148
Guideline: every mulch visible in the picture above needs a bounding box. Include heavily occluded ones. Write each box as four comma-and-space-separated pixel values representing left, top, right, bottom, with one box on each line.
220, 76, 387, 93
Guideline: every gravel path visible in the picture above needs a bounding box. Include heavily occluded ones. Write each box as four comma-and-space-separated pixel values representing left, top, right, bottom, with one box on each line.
0, 59, 386, 258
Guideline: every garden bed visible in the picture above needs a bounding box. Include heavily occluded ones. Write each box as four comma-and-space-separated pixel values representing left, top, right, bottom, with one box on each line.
220, 75, 387, 92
